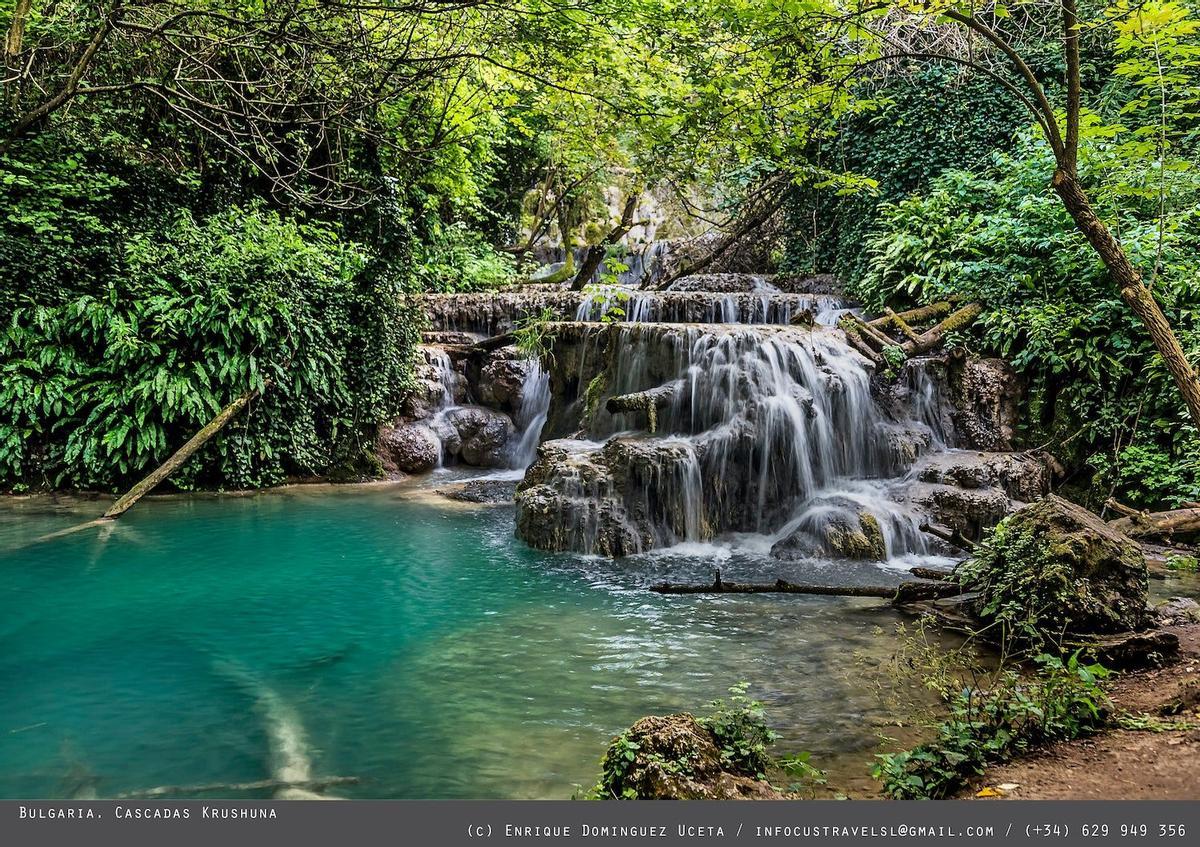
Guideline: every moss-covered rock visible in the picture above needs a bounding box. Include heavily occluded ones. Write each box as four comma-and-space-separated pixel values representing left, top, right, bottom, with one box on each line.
958, 494, 1149, 647
594, 714, 782, 800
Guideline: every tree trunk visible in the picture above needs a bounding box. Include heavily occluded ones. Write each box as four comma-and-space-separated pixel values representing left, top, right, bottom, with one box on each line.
1053, 170, 1200, 432
103, 383, 266, 519
649, 573, 960, 601
571, 195, 637, 290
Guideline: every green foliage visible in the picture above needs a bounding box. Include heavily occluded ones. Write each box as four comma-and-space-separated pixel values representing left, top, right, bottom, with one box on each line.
1165, 554, 1200, 572
857, 132, 1200, 509
782, 64, 1028, 281
581, 282, 632, 324
413, 222, 518, 292
696, 682, 777, 779
512, 307, 558, 362
0, 176, 419, 491
1090, 442, 1200, 509
873, 653, 1111, 800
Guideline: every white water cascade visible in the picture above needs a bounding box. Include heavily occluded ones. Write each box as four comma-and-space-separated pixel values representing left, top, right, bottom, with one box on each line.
516, 319, 950, 561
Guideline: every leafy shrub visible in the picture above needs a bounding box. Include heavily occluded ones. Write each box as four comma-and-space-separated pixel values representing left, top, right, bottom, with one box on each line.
873, 653, 1110, 799
0, 201, 419, 491
413, 222, 518, 292
696, 682, 777, 778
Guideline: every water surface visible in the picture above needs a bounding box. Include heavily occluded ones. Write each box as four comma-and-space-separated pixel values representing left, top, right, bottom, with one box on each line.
3, 479, 1190, 799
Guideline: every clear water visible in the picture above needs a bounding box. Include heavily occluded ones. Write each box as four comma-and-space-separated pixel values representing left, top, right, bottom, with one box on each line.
22, 477, 1196, 800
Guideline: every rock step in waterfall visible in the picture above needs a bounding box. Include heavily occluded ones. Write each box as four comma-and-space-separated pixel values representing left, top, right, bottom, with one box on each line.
386, 273, 1047, 565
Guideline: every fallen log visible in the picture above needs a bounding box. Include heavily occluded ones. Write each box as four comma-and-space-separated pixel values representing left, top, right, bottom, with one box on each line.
470, 332, 516, 353
919, 521, 978, 551
837, 316, 884, 365
1109, 506, 1200, 540
901, 303, 983, 356
605, 383, 679, 415
103, 382, 268, 520
868, 301, 954, 330
649, 571, 961, 601
909, 566, 954, 582
850, 314, 901, 351
883, 307, 922, 342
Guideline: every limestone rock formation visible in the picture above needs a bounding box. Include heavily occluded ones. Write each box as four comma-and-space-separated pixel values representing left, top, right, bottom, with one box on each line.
444, 406, 516, 467
898, 451, 1050, 541
471, 352, 529, 415
595, 714, 781, 800
378, 423, 441, 474
948, 356, 1022, 452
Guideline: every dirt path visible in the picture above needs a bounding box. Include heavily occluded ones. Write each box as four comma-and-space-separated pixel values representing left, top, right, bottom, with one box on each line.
967, 623, 1200, 800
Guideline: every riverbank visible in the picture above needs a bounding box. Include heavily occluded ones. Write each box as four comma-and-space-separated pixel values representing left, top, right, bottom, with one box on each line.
964, 621, 1200, 800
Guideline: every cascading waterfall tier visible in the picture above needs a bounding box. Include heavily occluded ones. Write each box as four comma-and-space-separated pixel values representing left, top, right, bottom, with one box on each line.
424, 289, 848, 335
515, 323, 940, 558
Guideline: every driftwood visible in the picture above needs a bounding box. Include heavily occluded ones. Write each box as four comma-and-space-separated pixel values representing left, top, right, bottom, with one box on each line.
919, 521, 978, 551
868, 301, 954, 330
119, 776, 359, 799
649, 571, 961, 601
605, 383, 679, 415
900, 303, 983, 355
1109, 506, 1200, 540
103, 383, 267, 519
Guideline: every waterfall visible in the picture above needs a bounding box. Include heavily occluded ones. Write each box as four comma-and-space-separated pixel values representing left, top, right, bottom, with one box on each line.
517, 322, 940, 559
904, 359, 952, 447
510, 358, 551, 469
571, 291, 849, 325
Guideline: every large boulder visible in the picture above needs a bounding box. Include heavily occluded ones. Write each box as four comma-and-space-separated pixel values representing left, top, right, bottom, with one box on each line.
378, 423, 441, 474
595, 714, 781, 800
469, 351, 529, 415
445, 405, 516, 467
960, 494, 1150, 640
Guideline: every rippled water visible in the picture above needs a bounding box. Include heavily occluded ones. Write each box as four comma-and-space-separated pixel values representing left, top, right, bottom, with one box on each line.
5, 477, 1188, 800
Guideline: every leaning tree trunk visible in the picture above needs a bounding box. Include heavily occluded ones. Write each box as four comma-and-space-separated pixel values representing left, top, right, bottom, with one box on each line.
571, 195, 638, 290
1052, 170, 1200, 432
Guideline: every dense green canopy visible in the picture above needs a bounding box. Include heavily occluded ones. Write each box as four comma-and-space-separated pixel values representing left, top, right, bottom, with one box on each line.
2, 0, 1198, 505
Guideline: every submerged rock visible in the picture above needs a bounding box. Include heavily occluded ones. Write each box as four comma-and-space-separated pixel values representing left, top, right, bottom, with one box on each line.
378, 423, 441, 474
960, 494, 1150, 638
595, 714, 781, 800
440, 479, 517, 504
